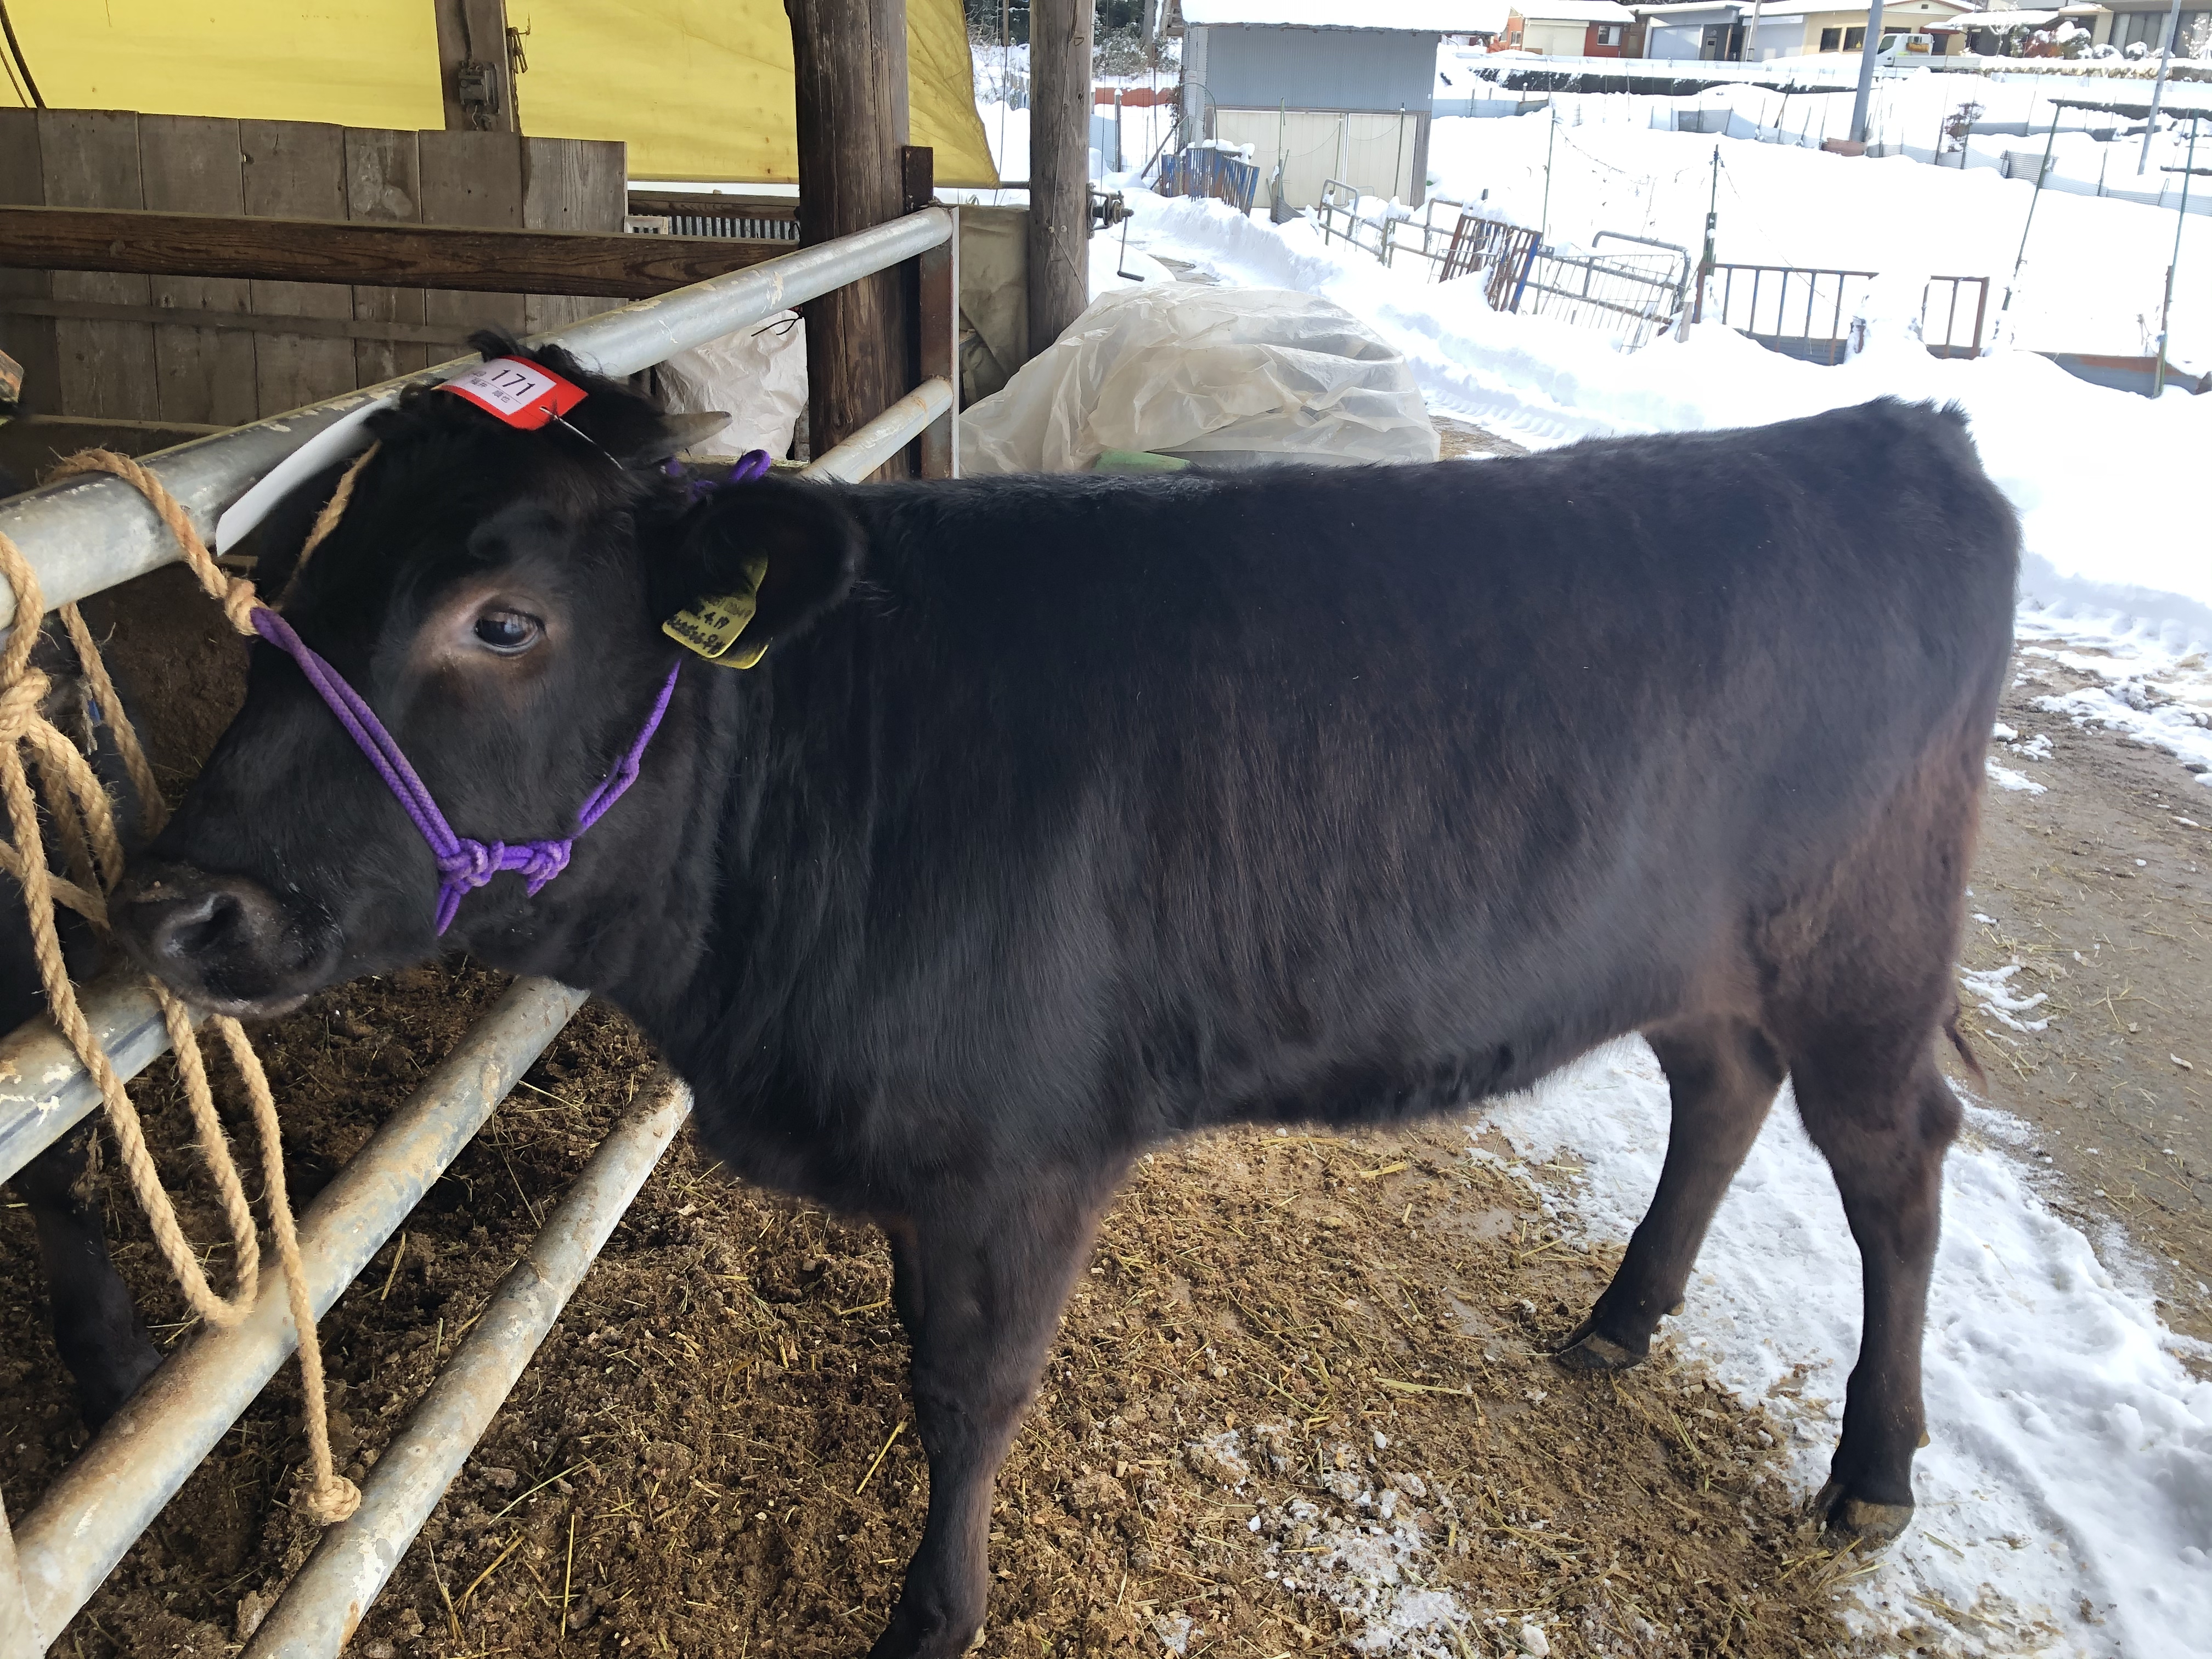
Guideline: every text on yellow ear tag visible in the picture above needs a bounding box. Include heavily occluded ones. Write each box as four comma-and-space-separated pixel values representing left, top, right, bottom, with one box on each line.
663, 555, 769, 668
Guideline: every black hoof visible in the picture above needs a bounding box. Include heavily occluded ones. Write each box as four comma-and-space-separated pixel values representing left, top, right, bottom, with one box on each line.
1551, 1318, 1646, 1373
1810, 1480, 1914, 1547
868, 1595, 985, 1659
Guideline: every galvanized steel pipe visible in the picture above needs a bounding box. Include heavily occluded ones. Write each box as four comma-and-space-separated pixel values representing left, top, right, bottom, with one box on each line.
8, 978, 586, 1650
0, 968, 179, 1186
0, 207, 953, 633
802, 376, 956, 483
241, 1076, 694, 1657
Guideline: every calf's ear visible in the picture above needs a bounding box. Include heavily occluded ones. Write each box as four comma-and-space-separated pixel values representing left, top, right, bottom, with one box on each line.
653, 478, 863, 669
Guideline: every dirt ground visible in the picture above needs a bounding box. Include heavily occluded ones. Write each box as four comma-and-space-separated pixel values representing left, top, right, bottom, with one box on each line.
1953, 647, 2212, 1352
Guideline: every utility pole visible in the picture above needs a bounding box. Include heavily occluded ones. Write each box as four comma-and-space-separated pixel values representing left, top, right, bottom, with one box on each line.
1699, 145, 1719, 302
2154, 117, 2202, 395
1743, 0, 1765, 63
787, 0, 911, 469
2139, 0, 2185, 174
2001, 111, 2059, 324
1029, 0, 1095, 349
1539, 105, 1558, 244
1849, 0, 1885, 145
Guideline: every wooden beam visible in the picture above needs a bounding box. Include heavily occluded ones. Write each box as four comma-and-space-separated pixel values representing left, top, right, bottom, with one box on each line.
1029, 0, 1094, 351
0, 206, 782, 298
433, 0, 519, 133
625, 191, 799, 221
788, 0, 911, 472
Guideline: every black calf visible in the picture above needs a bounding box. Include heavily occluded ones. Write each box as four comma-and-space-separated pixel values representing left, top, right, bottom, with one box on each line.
114, 338, 2019, 1658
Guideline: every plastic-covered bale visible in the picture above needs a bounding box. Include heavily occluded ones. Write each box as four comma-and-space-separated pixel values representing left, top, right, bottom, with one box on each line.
958, 285, 1440, 474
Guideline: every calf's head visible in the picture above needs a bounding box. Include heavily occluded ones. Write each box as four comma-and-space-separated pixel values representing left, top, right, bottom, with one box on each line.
115, 337, 859, 1016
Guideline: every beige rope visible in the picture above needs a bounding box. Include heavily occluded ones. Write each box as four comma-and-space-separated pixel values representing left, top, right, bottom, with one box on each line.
4, 447, 368, 1525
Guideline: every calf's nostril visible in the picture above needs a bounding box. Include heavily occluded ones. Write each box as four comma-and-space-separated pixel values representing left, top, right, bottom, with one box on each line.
154, 890, 246, 963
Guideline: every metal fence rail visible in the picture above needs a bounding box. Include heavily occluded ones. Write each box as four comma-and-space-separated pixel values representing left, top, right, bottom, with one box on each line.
0, 200, 961, 1656
1313, 183, 1469, 279
0, 208, 955, 635
1696, 262, 1878, 365
1924, 274, 1990, 358
1440, 213, 1542, 311
1695, 263, 1990, 363
1512, 241, 1689, 349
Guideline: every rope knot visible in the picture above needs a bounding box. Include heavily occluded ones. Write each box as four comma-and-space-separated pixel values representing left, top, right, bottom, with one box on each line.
513, 839, 572, 892
437, 838, 503, 891
0, 667, 51, 734
307, 1473, 363, 1525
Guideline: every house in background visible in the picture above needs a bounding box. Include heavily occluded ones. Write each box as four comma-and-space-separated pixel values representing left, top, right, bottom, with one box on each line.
1503, 0, 1642, 54
1180, 0, 1511, 208
1760, 0, 1980, 57
1630, 0, 1977, 58
1637, 1, 1749, 58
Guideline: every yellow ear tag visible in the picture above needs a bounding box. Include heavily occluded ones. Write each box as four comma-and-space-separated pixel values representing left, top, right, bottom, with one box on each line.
662, 555, 770, 668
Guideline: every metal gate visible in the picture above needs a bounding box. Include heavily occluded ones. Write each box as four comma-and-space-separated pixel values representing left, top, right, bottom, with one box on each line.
0, 205, 960, 1658
1697, 264, 1990, 362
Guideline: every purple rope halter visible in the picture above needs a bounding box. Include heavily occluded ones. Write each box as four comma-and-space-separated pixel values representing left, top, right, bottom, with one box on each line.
246, 449, 768, 935
251, 608, 680, 935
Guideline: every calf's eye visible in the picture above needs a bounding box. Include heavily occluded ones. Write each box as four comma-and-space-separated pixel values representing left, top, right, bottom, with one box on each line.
472, 611, 543, 654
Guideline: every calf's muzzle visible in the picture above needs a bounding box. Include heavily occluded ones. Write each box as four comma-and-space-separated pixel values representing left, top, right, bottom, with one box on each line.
114, 862, 325, 1018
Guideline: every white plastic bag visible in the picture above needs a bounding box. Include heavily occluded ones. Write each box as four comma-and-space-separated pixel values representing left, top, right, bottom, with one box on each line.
958, 285, 1438, 474
654, 312, 808, 459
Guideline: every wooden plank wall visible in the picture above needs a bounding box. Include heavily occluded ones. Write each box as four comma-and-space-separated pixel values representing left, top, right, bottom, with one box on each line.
0, 111, 625, 422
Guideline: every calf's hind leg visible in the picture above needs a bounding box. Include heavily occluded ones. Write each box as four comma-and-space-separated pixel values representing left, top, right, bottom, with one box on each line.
1556, 1017, 1783, 1372
1791, 1042, 1960, 1544
872, 1161, 1126, 1659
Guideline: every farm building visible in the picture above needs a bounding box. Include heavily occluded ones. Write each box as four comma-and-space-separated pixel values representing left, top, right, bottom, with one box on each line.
1178, 0, 1511, 208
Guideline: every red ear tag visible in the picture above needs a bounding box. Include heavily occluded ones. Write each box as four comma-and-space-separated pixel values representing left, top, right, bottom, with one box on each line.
440, 357, 588, 430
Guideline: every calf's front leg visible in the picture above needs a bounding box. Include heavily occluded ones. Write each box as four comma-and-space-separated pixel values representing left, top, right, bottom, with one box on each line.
872, 1161, 1125, 1659
11, 1122, 163, 1429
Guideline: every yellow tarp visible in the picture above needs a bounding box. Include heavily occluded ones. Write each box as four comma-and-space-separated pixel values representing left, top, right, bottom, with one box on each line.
3, 0, 997, 187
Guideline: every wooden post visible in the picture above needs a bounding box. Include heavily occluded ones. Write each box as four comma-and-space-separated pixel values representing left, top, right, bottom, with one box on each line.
1028, 0, 1093, 351
435, 0, 518, 134
905, 145, 958, 479
788, 0, 910, 473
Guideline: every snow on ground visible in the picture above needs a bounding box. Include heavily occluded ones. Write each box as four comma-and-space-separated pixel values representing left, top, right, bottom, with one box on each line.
1418, 109, 2211, 366
1481, 1047, 2212, 1658
1435, 53, 2212, 221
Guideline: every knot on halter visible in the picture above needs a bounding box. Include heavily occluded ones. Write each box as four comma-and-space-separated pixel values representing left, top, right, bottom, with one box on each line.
437, 837, 574, 897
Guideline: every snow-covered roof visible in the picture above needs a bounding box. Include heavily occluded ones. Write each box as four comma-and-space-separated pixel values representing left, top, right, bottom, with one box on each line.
1180, 0, 1513, 28
1513, 0, 1638, 21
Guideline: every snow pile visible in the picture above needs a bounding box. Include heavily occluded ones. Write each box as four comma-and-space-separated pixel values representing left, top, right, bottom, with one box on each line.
1115, 191, 2212, 646
1475, 1043, 2212, 1658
